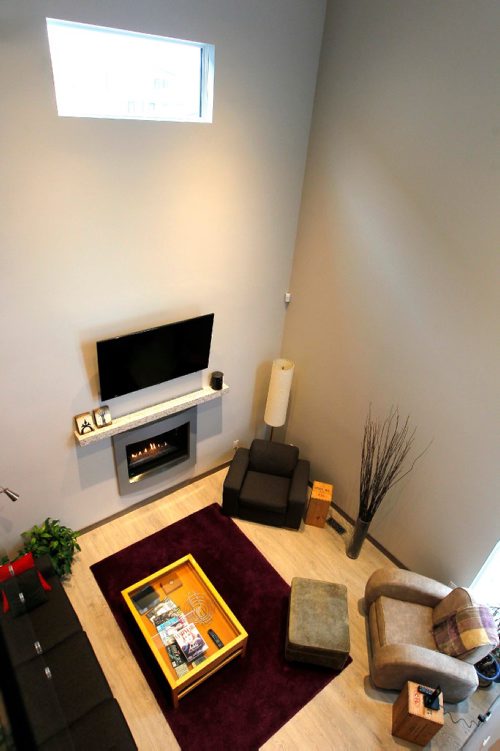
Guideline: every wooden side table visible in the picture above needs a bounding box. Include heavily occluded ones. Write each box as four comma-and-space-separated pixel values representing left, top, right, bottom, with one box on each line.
392, 681, 444, 746
305, 481, 333, 528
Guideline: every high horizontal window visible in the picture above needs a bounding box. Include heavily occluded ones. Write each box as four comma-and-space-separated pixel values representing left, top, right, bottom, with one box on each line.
46, 18, 214, 123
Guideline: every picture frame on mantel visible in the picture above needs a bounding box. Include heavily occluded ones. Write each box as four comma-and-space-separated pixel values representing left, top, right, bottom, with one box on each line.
75, 412, 95, 435
93, 405, 112, 428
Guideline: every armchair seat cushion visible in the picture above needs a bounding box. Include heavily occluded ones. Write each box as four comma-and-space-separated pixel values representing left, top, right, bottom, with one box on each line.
375, 596, 436, 651
39, 699, 136, 751
2, 573, 84, 668
15, 630, 113, 745
240, 472, 289, 514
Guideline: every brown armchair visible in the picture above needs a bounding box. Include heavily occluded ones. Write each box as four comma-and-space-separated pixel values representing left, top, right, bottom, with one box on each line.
365, 568, 497, 703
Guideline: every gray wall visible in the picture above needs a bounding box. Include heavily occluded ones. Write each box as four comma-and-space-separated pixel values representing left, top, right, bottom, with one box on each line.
283, 0, 499, 586
0, 0, 325, 552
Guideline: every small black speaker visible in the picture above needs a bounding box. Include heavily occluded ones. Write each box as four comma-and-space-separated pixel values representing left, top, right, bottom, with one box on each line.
210, 371, 223, 390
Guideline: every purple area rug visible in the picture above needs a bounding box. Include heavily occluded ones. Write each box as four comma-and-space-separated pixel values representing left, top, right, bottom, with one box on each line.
90, 503, 349, 750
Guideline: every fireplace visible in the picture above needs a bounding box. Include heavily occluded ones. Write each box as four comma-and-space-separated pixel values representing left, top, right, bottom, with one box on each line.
112, 407, 197, 495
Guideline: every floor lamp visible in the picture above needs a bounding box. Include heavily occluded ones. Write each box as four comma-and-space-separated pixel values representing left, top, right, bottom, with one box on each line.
264, 359, 295, 440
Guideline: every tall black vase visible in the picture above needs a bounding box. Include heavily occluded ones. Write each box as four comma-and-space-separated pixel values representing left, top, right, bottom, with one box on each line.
347, 517, 371, 559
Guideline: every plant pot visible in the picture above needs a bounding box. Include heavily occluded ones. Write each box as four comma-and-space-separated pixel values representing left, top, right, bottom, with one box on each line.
347, 517, 371, 559
475, 654, 500, 687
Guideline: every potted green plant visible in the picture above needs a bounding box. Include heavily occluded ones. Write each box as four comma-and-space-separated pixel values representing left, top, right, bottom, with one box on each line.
19, 517, 80, 578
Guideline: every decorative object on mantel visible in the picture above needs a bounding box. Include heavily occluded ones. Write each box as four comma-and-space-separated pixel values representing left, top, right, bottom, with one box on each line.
264, 358, 294, 440
93, 404, 112, 428
19, 518, 80, 578
210, 370, 224, 390
347, 406, 429, 559
75, 411, 95, 435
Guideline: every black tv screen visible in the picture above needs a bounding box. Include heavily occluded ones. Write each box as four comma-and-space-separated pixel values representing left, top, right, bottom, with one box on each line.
96, 313, 214, 401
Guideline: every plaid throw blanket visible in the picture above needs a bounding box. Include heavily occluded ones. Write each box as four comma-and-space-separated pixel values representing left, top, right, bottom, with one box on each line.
433, 604, 499, 659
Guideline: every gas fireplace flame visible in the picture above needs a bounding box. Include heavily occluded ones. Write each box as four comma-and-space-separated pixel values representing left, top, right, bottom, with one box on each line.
130, 440, 169, 460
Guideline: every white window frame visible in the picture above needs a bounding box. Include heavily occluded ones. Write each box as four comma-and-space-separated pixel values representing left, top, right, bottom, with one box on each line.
46, 18, 214, 123
470, 540, 500, 605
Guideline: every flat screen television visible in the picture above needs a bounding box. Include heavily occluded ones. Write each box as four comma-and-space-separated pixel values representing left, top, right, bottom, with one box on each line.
96, 313, 214, 401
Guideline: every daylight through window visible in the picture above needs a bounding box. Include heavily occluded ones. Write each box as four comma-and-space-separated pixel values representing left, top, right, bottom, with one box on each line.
471, 540, 500, 605
46, 18, 214, 122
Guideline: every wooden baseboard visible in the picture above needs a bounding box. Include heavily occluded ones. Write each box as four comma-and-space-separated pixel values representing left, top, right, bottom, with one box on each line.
80, 466, 407, 571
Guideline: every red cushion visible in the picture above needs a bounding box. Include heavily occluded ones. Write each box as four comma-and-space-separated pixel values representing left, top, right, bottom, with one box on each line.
0, 553, 51, 612
0, 552, 35, 581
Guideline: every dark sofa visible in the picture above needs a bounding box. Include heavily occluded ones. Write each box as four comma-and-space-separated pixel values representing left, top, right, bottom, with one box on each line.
0, 554, 136, 750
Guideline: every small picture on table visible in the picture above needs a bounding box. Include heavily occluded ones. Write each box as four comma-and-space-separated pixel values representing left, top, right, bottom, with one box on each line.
75, 412, 95, 435
93, 405, 112, 428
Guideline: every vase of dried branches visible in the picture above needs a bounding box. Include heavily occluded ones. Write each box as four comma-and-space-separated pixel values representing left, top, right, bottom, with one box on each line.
347, 517, 371, 559
347, 406, 428, 560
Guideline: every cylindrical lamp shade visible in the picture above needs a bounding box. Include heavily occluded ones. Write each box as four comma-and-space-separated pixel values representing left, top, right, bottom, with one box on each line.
264, 359, 295, 427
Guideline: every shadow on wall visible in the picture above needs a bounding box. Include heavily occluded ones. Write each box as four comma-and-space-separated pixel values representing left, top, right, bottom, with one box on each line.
251, 360, 274, 441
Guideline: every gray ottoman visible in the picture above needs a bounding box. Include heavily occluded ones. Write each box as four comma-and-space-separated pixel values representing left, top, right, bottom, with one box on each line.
285, 577, 350, 669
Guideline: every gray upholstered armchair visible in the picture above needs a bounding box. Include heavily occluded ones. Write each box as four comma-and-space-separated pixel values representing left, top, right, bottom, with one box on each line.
222, 439, 310, 529
365, 568, 498, 703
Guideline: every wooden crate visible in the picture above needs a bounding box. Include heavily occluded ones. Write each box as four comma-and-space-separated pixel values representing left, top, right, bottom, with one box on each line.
305, 481, 333, 528
392, 682, 444, 746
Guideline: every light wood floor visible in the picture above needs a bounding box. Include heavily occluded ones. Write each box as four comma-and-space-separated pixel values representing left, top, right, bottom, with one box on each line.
64, 468, 499, 750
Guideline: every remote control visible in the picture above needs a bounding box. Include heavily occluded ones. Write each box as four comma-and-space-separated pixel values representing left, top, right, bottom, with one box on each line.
418, 685, 441, 710
418, 685, 434, 695
208, 629, 224, 648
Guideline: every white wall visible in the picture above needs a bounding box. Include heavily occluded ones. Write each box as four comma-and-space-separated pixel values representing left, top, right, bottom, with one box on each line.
283, 0, 500, 586
0, 0, 326, 552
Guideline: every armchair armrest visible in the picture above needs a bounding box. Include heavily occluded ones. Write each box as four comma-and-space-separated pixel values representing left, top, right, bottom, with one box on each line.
285, 459, 310, 529
365, 567, 451, 610
371, 642, 478, 703
222, 448, 250, 517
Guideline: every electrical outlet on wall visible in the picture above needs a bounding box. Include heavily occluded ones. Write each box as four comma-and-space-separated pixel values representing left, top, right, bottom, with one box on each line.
233, 440, 240, 450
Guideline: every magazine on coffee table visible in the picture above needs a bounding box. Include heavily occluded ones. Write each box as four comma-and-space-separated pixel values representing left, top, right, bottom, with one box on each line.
174, 623, 208, 662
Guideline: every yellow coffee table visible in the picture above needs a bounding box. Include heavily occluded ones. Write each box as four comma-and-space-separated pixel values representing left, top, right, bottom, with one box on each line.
121, 554, 248, 707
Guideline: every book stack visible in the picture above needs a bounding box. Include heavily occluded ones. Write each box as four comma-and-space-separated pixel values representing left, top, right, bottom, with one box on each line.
174, 623, 208, 663
147, 598, 208, 676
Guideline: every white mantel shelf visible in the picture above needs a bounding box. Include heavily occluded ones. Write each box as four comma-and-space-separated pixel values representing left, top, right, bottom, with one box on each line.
74, 384, 229, 447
